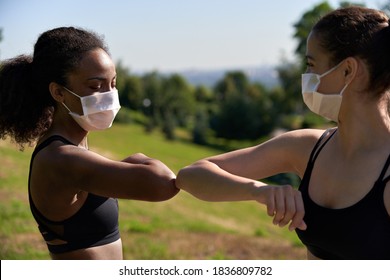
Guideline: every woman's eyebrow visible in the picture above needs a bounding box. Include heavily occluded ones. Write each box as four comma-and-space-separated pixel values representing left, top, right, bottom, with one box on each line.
86, 75, 116, 81
305, 55, 315, 61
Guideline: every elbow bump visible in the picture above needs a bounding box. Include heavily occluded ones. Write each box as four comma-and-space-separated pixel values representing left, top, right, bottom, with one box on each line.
176, 166, 194, 189
152, 180, 180, 201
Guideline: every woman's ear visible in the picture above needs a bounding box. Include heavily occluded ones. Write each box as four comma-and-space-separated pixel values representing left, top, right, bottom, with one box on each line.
344, 57, 359, 84
49, 82, 65, 103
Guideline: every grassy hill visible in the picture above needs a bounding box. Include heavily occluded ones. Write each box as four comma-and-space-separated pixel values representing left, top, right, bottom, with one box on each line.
0, 123, 305, 259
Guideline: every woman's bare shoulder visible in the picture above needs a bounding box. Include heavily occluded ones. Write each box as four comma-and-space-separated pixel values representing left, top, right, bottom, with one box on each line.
268, 128, 329, 176
263, 128, 327, 155
275, 128, 327, 142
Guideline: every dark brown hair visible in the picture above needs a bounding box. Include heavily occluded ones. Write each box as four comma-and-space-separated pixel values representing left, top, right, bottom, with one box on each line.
312, 6, 390, 97
0, 27, 109, 148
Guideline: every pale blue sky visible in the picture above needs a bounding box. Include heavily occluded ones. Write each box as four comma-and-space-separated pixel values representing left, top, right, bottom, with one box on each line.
0, 0, 385, 72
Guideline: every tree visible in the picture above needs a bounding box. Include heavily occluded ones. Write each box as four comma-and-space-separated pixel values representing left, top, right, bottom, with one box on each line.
275, 59, 303, 114
192, 108, 210, 145
115, 61, 142, 110
272, 2, 334, 130
211, 71, 274, 140
194, 85, 214, 103
191, 85, 215, 145
125, 75, 143, 110
0, 28, 3, 59
293, 1, 370, 65
214, 71, 249, 102
140, 72, 196, 140
141, 71, 164, 132
159, 74, 195, 139
293, 1, 333, 66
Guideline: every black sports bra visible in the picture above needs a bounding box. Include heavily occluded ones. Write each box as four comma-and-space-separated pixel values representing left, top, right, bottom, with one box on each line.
28, 135, 120, 254
296, 129, 390, 259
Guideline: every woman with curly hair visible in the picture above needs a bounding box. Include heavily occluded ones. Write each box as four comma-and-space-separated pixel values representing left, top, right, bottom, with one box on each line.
0, 27, 179, 259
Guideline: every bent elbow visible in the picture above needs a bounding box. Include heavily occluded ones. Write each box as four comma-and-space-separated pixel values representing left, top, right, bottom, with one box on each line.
149, 178, 180, 202
176, 166, 194, 191
175, 166, 210, 201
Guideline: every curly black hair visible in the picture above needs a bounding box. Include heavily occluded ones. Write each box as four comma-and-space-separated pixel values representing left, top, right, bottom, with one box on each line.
0, 27, 109, 149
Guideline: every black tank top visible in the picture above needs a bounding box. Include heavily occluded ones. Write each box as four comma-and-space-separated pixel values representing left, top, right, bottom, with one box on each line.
28, 135, 120, 254
296, 129, 390, 259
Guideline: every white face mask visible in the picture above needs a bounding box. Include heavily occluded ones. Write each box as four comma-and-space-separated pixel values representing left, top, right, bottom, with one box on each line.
301, 61, 349, 122
62, 87, 121, 131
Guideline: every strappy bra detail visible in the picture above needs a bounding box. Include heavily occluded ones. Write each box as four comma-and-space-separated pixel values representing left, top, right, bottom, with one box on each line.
296, 129, 390, 259
28, 135, 120, 254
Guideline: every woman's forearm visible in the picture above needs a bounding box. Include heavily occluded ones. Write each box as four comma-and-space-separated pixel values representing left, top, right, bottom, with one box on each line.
176, 159, 307, 231
176, 160, 264, 202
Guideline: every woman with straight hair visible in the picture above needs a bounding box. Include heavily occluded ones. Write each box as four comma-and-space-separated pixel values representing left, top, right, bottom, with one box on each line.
177, 6, 390, 259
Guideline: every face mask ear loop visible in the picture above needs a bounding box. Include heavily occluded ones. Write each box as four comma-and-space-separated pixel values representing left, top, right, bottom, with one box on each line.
62, 86, 85, 115
315, 60, 347, 93
63, 86, 82, 98
62, 101, 83, 117
318, 60, 345, 79
62, 102, 73, 113
340, 81, 351, 96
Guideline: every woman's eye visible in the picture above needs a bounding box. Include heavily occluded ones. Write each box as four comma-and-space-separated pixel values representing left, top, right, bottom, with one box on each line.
90, 85, 101, 90
305, 62, 314, 72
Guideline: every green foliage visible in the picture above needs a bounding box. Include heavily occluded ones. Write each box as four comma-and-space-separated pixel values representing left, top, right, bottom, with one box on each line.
124, 235, 170, 259
210, 71, 276, 141
192, 107, 211, 145
254, 228, 268, 237
122, 220, 154, 233
0, 27, 2, 59
115, 33, 339, 146
116, 64, 307, 144
274, 61, 304, 122
0, 200, 36, 235
136, 72, 196, 140
293, 1, 333, 65
275, 1, 337, 131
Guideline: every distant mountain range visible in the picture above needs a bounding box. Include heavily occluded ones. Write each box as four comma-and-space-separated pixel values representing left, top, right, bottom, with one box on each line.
165, 65, 280, 89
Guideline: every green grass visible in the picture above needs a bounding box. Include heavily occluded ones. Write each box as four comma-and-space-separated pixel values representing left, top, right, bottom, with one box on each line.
0, 123, 305, 260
